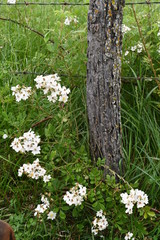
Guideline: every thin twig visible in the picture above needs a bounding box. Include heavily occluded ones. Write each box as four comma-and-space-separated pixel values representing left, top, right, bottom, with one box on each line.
132, 5, 160, 89
0, 17, 54, 44
104, 165, 132, 189
150, 208, 160, 214
31, 116, 53, 128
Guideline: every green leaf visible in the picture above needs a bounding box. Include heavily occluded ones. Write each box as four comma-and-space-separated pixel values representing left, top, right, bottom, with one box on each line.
144, 212, 148, 219
49, 150, 57, 160
59, 210, 66, 220
147, 211, 156, 217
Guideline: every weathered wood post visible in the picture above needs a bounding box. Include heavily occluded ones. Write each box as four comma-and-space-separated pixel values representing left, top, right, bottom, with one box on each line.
87, 0, 125, 174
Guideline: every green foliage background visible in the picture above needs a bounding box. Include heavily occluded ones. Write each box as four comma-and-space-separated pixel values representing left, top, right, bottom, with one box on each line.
0, 0, 160, 239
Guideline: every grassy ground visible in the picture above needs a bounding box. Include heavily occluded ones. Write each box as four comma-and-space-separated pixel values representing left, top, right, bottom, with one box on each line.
0, 1, 160, 239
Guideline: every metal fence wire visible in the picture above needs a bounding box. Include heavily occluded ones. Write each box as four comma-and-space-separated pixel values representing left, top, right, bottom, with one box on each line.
0, 1, 160, 6
1, 1, 160, 83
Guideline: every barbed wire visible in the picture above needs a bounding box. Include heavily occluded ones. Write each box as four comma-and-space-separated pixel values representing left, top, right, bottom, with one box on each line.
1, 1, 160, 84
3, 71, 160, 83
0, 1, 160, 6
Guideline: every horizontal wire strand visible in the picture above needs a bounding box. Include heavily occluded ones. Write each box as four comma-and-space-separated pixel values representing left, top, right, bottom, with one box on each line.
0, 1, 160, 6
4, 71, 160, 83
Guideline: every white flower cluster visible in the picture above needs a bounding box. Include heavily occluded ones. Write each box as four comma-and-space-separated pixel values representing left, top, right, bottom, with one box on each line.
91, 210, 109, 236
120, 189, 149, 214
131, 42, 143, 53
63, 183, 87, 206
18, 158, 51, 183
34, 74, 70, 103
11, 85, 32, 102
34, 195, 49, 216
10, 129, 41, 155
7, 0, 16, 4
64, 16, 78, 26
125, 232, 134, 240
122, 24, 131, 34
34, 195, 56, 220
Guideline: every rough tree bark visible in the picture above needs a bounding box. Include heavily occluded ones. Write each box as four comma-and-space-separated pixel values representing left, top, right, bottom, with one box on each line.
87, 0, 125, 174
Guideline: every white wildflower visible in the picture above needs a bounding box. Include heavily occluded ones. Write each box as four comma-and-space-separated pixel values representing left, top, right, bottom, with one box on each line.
11, 85, 32, 102
124, 51, 129, 56
64, 17, 72, 26
34, 195, 50, 217
47, 211, 56, 220
7, 0, 16, 4
34, 74, 70, 104
64, 16, 78, 26
63, 183, 87, 206
122, 24, 131, 34
91, 210, 108, 236
131, 46, 137, 52
121, 188, 148, 214
131, 42, 143, 53
125, 232, 134, 240
18, 159, 51, 182
10, 129, 41, 155
43, 175, 51, 183
2, 134, 8, 139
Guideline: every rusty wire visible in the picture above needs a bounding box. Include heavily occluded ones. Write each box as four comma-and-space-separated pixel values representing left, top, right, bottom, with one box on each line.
1, 0, 160, 84
0, 1, 160, 6
3, 71, 159, 83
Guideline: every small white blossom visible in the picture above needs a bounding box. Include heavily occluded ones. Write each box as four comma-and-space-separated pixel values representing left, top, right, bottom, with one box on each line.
34, 195, 50, 217
122, 24, 131, 34
131, 46, 137, 52
73, 17, 78, 24
96, 210, 103, 217
124, 51, 129, 56
63, 183, 87, 206
64, 17, 72, 26
91, 210, 108, 235
41, 195, 50, 207
34, 74, 70, 104
2, 134, 8, 139
7, 0, 16, 4
10, 138, 23, 152
47, 211, 56, 220
64, 16, 78, 26
11, 85, 32, 102
125, 232, 134, 240
121, 189, 148, 214
131, 42, 143, 53
43, 175, 51, 183
18, 159, 51, 182
10, 129, 41, 155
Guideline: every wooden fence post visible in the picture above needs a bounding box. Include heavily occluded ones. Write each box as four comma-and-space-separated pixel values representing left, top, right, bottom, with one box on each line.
87, 0, 125, 174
